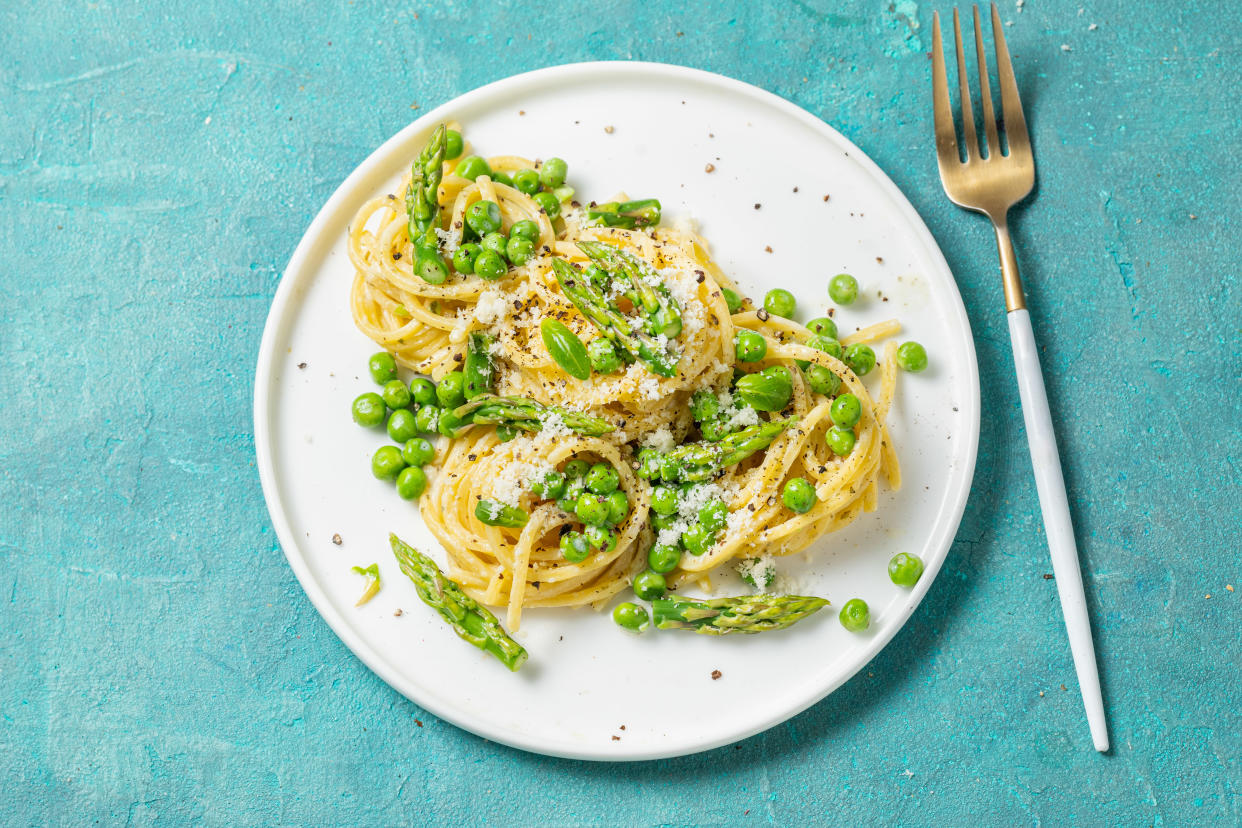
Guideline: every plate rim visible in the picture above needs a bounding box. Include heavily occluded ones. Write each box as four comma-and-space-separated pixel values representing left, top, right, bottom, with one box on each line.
253, 59, 981, 761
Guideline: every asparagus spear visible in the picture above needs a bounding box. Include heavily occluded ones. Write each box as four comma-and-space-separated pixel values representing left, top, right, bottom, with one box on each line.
451, 394, 615, 437
463, 332, 495, 400
550, 258, 678, 378
404, 125, 449, 284
652, 594, 829, 634
656, 416, 797, 483
390, 534, 528, 671
585, 198, 662, 229
577, 241, 682, 338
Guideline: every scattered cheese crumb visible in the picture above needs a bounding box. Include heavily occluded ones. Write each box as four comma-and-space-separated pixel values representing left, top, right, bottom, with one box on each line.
737, 556, 776, 591
642, 426, 676, 454
474, 288, 507, 325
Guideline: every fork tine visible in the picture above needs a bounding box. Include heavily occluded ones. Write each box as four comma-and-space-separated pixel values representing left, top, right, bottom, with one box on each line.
930, 12, 959, 164
952, 8, 979, 162
990, 2, 1030, 153
973, 5, 1000, 157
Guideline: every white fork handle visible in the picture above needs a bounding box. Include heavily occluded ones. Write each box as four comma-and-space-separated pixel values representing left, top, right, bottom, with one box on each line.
1008, 308, 1109, 752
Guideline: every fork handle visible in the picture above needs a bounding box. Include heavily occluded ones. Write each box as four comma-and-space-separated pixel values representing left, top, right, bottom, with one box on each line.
1007, 307, 1109, 752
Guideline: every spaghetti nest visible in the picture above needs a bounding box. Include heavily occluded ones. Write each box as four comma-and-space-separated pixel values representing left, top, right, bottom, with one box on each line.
347, 129, 901, 628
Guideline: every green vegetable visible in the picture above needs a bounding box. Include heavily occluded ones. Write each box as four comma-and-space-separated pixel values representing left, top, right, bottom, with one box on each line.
585, 462, 620, 495
682, 522, 715, 556
466, 199, 502, 236
888, 552, 925, 586
532, 191, 560, 217
506, 237, 535, 266
496, 425, 519, 442
651, 513, 677, 531
475, 499, 529, 528
734, 366, 792, 412
409, 378, 437, 407
560, 531, 591, 562
656, 417, 796, 483
839, 598, 870, 632
577, 240, 683, 338
387, 408, 419, 443
413, 404, 441, 435
586, 198, 662, 229
454, 155, 491, 181
433, 371, 464, 408
381, 379, 411, 410
652, 594, 829, 634
613, 602, 650, 632
539, 157, 568, 189
830, 393, 861, 427
401, 438, 435, 467
444, 129, 463, 160
651, 485, 679, 515
352, 563, 382, 606
604, 490, 629, 525
648, 543, 681, 573
391, 534, 527, 671
463, 332, 495, 400
396, 466, 428, 499
438, 407, 468, 438
512, 168, 540, 194
490, 170, 514, 187
897, 341, 928, 372
635, 448, 662, 479
509, 219, 540, 242
803, 365, 840, 396
781, 477, 816, 513
587, 338, 622, 374
826, 425, 855, 456
540, 318, 592, 380
563, 459, 590, 479
807, 316, 838, 339
829, 273, 858, 305
405, 126, 449, 285
807, 335, 843, 360
734, 330, 767, 362
481, 231, 508, 259
575, 493, 609, 526
699, 499, 728, 532
530, 469, 567, 500
448, 394, 615, 437
352, 392, 387, 427
551, 185, 574, 203
844, 343, 876, 376
763, 288, 796, 319
584, 524, 617, 552
474, 250, 506, 281
722, 288, 743, 314
371, 445, 407, 481
369, 351, 398, 384
633, 569, 667, 601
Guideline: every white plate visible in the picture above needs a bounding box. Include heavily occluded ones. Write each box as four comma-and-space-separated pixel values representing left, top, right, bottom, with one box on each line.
254, 62, 979, 760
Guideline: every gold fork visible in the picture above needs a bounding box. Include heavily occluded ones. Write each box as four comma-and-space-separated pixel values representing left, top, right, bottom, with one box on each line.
932, 3, 1108, 752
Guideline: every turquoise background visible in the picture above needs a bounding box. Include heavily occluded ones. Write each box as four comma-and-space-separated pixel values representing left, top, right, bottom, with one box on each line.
2, 0, 1238, 824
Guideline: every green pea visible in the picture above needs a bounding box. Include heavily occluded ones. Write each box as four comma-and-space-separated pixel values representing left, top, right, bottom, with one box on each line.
699, 499, 728, 533
541, 318, 591, 380
473, 250, 506, 281
803, 365, 840, 396
436, 371, 466, 408
437, 408, 467, 439
415, 252, 449, 285
612, 601, 649, 633
605, 490, 629, 525
829, 273, 858, 305
722, 287, 743, 314
830, 393, 861, 427
826, 425, 856, 456
897, 341, 928, 373
682, 523, 715, 556
509, 219, 540, 242
530, 469, 566, 500
781, 477, 816, 514
651, 512, 677, 531
371, 445, 406, 481
560, 531, 591, 563
368, 351, 398, 384
481, 231, 508, 259
563, 459, 590, 479
452, 242, 481, 275
650, 485, 679, 516
555, 495, 577, 513
513, 168, 540, 195
839, 598, 870, 632
587, 338, 622, 374
635, 448, 662, 480
387, 409, 419, 443
647, 543, 681, 574
506, 236, 535, 266
532, 191, 560, 218
807, 316, 838, 339
381, 379, 411, 410
763, 288, 796, 319
539, 157, 568, 189
633, 569, 666, 601
585, 524, 617, 552
408, 378, 437, 406
690, 389, 720, 422
444, 129, 464, 160
395, 465, 428, 499
413, 404, 441, 435
352, 392, 386, 427
888, 552, 925, 587
809, 335, 843, 360
734, 366, 792, 412
455, 155, 491, 181
844, 343, 876, 376
490, 170, 514, 187
734, 330, 768, 362
575, 493, 609, 526
585, 462, 620, 495
401, 438, 435, 467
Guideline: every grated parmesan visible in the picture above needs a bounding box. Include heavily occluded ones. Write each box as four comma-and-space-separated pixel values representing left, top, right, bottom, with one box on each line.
474, 288, 507, 326
737, 556, 777, 591
642, 426, 676, 454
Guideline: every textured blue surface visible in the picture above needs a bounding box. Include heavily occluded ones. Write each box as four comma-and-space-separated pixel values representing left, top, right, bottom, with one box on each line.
2, 0, 1238, 824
